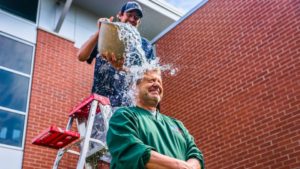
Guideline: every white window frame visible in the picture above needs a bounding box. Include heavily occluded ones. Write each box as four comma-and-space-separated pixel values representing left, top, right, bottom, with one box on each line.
0, 32, 36, 151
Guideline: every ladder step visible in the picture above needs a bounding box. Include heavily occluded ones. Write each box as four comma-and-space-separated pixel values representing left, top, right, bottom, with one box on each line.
69, 94, 110, 118
32, 125, 80, 149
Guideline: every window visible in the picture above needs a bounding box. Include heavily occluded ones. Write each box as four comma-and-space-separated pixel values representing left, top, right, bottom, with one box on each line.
0, 35, 33, 74
0, 70, 29, 112
0, 0, 38, 22
0, 33, 34, 148
0, 110, 25, 147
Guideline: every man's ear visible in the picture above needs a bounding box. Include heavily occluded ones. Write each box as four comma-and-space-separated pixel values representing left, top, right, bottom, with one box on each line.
136, 19, 141, 27
117, 12, 122, 21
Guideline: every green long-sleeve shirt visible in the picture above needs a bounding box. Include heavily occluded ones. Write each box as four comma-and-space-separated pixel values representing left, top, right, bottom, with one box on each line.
107, 106, 205, 169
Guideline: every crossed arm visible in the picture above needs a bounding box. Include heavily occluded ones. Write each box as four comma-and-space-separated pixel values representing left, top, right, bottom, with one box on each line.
146, 150, 201, 169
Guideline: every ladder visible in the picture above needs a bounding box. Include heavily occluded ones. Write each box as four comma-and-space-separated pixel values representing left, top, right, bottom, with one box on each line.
32, 94, 112, 169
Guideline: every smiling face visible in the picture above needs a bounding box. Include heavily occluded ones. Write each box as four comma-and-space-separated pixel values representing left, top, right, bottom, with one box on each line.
118, 10, 141, 27
136, 69, 163, 110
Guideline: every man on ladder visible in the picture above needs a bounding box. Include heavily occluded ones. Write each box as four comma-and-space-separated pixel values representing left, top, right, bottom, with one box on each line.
76, 0, 156, 166
77, 0, 155, 107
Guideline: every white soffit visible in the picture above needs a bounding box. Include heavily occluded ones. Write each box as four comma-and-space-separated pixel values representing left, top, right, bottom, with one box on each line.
137, 0, 183, 20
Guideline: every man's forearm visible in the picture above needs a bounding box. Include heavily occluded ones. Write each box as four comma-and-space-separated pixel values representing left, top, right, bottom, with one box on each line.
77, 31, 99, 61
146, 151, 193, 169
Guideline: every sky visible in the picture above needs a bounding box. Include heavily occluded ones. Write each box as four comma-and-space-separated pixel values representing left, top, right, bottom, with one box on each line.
164, 0, 204, 13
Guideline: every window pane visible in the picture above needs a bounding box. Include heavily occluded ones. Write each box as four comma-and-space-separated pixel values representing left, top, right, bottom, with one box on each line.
0, 0, 38, 22
0, 110, 25, 147
0, 70, 29, 112
0, 35, 33, 74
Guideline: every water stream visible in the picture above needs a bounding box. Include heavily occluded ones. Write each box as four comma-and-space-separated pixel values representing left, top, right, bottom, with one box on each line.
113, 22, 178, 106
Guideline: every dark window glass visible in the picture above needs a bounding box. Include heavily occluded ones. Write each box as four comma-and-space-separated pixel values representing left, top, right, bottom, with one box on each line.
0, 35, 33, 74
0, 110, 24, 147
0, 69, 29, 112
0, 0, 38, 22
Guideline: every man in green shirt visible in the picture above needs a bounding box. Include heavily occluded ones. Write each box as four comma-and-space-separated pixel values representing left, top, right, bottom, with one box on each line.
107, 69, 204, 169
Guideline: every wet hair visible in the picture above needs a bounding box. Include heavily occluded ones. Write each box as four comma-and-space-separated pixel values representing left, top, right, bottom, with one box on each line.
135, 69, 161, 86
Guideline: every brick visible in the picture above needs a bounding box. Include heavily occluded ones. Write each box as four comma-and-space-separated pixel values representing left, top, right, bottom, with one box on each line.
157, 0, 300, 168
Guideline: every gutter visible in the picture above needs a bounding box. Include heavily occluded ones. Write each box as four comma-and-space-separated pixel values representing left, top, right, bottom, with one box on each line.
150, 0, 209, 45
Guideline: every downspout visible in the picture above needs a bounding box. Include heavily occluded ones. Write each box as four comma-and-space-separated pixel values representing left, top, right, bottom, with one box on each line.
54, 0, 73, 33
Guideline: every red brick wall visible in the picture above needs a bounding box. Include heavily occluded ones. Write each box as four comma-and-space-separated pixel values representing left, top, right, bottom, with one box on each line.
22, 29, 95, 168
157, 0, 300, 169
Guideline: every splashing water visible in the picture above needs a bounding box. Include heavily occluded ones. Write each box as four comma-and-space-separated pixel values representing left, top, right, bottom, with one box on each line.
114, 22, 148, 67
113, 22, 178, 106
